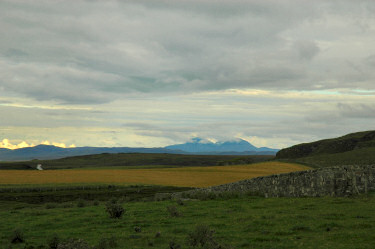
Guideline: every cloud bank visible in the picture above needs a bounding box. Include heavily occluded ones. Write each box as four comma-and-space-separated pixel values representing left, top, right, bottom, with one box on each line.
1, 0, 375, 148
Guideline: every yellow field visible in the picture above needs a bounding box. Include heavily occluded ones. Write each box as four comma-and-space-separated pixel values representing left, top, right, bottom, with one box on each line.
0, 162, 310, 187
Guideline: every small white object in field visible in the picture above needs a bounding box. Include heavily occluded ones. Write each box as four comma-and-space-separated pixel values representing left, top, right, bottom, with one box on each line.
36, 164, 43, 170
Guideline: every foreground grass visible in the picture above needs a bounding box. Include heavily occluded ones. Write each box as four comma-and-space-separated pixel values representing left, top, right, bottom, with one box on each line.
0, 162, 309, 187
1, 194, 375, 248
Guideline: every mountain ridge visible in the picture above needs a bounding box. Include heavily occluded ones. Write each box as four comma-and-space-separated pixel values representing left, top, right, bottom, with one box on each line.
0, 138, 278, 161
165, 138, 278, 153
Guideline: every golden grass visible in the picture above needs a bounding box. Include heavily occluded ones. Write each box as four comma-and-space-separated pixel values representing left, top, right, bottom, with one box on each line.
0, 162, 310, 188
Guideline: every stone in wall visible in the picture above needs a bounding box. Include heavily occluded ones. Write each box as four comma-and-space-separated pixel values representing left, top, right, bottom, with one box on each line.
177, 165, 375, 198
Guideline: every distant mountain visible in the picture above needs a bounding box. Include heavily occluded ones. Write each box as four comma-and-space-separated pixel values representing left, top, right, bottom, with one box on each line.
0, 145, 180, 161
165, 138, 278, 154
0, 138, 279, 162
276, 130, 375, 168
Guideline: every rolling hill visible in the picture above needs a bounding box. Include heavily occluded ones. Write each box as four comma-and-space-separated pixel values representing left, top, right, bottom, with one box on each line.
0, 145, 182, 161
0, 153, 274, 170
276, 130, 375, 168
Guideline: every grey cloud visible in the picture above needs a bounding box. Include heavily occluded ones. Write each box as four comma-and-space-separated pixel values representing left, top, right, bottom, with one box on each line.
1, 0, 375, 105
337, 103, 375, 119
364, 55, 375, 67
4, 48, 28, 58
294, 41, 320, 60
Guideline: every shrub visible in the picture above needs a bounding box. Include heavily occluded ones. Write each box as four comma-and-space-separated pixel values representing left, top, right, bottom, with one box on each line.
108, 198, 118, 204
62, 203, 73, 208
45, 203, 57, 209
96, 236, 117, 249
22, 244, 37, 249
93, 200, 100, 206
169, 239, 181, 249
96, 238, 107, 249
167, 205, 181, 217
154, 193, 172, 201
56, 238, 91, 249
77, 200, 86, 208
147, 240, 154, 246
176, 199, 185, 206
291, 225, 311, 231
47, 234, 60, 249
105, 202, 124, 219
106, 236, 117, 248
10, 228, 25, 244
187, 224, 215, 248
187, 225, 233, 249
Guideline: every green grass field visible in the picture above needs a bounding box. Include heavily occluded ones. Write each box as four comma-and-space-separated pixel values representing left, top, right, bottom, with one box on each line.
1, 192, 375, 248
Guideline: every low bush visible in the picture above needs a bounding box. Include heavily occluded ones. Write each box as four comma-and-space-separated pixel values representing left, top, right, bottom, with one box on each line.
167, 205, 181, 217
10, 228, 25, 244
176, 198, 185, 206
186, 224, 232, 249
77, 200, 86, 208
187, 224, 215, 248
105, 201, 124, 219
47, 234, 60, 249
45, 203, 58, 209
155, 231, 161, 238
154, 193, 172, 201
97, 237, 117, 249
56, 238, 91, 249
169, 239, 181, 249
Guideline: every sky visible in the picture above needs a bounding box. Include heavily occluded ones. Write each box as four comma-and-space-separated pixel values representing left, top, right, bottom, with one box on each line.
1, 0, 375, 150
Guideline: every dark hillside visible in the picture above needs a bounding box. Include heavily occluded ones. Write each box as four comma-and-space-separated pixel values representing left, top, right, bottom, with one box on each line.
277, 130, 375, 158
276, 130, 375, 168
0, 153, 274, 170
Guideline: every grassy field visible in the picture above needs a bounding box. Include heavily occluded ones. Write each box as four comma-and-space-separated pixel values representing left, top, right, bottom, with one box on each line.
0, 162, 309, 187
1, 193, 375, 249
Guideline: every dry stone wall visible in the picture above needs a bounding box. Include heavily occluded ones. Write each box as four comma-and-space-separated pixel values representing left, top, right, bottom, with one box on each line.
186, 165, 375, 197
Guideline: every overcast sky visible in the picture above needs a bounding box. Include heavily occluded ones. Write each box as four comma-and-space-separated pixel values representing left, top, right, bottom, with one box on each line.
1, 0, 375, 149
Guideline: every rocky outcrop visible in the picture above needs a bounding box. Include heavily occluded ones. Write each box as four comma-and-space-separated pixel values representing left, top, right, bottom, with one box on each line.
180, 165, 375, 197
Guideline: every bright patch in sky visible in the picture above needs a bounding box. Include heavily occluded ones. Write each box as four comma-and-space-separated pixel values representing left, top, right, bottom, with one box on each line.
0, 139, 76, 150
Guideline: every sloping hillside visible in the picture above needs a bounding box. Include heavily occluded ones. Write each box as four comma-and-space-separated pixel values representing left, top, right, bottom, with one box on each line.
276, 130, 375, 168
